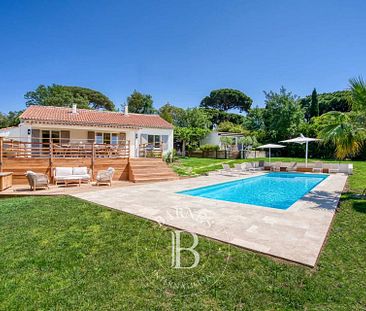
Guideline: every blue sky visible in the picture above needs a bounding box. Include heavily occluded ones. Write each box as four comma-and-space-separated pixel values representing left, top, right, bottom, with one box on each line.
0, 0, 365, 113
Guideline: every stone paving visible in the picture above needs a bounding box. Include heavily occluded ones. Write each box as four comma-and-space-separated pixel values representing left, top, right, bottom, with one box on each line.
72, 172, 348, 267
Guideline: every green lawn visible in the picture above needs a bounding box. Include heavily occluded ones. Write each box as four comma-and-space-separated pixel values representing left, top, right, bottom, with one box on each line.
0, 158, 366, 309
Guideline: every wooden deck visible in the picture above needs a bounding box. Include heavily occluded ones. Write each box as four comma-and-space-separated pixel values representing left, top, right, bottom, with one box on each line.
0, 137, 177, 185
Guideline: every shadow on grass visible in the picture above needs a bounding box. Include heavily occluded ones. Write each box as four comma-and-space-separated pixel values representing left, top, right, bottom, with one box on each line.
341, 192, 366, 213
352, 200, 366, 213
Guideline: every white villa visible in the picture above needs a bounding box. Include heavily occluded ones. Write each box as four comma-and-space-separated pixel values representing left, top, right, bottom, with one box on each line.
0, 104, 174, 158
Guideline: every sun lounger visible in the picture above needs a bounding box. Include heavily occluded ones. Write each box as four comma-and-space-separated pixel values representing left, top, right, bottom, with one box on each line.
270, 162, 281, 172
286, 162, 297, 172
233, 163, 250, 174
248, 162, 262, 172
328, 163, 340, 174
312, 162, 323, 173
218, 164, 241, 176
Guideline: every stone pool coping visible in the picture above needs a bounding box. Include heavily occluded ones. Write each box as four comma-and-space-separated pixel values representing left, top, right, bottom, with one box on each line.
72, 172, 348, 267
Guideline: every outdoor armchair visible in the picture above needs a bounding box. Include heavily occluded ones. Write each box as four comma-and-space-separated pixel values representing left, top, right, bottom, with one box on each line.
26, 171, 49, 191
96, 167, 115, 186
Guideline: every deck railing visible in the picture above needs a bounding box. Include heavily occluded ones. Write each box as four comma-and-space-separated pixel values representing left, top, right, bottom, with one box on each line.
0, 137, 130, 160
138, 143, 164, 158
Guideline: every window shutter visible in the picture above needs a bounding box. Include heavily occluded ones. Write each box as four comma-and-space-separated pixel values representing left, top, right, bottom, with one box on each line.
87, 131, 95, 143
119, 132, 126, 142
31, 129, 41, 156
140, 134, 148, 144
31, 129, 40, 142
61, 131, 70, 144
162, 135, 169, 151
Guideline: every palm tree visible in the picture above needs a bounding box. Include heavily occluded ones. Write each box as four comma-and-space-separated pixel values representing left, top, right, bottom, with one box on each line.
318, 77, 366, 159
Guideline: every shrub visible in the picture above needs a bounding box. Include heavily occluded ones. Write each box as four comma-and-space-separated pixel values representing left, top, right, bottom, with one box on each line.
163, 149, 178, 163
199, 144, 220, 152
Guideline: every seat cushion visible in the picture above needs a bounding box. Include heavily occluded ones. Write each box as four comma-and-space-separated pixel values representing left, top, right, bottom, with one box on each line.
72, 167, 88, 175
55, 174, 90, 181
55, 167, 73, 177
71, 174, 90, 179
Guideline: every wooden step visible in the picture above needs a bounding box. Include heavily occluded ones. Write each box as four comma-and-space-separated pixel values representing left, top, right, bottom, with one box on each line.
132, 176, 180, 183
131, 171, 177, 178
128, 158, 178, 183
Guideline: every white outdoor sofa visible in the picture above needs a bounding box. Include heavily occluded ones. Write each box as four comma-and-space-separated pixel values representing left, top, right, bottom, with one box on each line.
53, 167, 91, 186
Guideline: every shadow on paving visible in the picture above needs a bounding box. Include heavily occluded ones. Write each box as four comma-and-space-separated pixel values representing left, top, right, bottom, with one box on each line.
299, 190, 341, 212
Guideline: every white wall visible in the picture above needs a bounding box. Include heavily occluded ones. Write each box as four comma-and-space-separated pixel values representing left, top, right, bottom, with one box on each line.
0, 124, 31, 142
137, 128, 174, 156
200, 132, 221, 147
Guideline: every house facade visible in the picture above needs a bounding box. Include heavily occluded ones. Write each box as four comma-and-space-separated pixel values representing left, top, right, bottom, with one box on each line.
1, 105, 174, 158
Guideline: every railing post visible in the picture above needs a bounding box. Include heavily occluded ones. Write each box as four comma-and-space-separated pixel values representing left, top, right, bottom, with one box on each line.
91, 142, 95, 179
49, 141, 53, 180
0, 136, 3, 172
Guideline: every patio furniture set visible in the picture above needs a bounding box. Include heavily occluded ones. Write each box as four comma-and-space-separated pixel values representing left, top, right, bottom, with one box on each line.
25, 166, 115, 191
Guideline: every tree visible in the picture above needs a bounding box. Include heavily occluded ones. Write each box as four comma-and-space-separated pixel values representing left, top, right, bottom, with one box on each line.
243, 107, 265, 131
318, 77, 366, 159
220, 136, 234, 150
217, 121, 249, 134
200, 89, 252, 112
308, 88, 319, 119
202, 108, 245, 128
238, 136, 259, 150
159, 103, 185, 125
66, 86, 115, 110
126, 90, 156, 114
263, 87, 304, 142
300, 90, 351, 119
0, 110, 22, 128
349, 76, 366, 112
174, 127, 210, 156
180, 108, 211, 129
318, 111, 365, 159
238, 135, 259, 158
25, 84, 115, 111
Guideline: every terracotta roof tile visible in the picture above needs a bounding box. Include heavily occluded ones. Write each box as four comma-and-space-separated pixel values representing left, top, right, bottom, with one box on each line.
20, 105, 174, 129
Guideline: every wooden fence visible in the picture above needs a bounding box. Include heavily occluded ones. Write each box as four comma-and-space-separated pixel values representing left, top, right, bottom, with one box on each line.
188, 150, 266, 159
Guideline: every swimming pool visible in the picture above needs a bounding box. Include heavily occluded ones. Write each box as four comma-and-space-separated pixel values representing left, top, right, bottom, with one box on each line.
178, 172, 328, 209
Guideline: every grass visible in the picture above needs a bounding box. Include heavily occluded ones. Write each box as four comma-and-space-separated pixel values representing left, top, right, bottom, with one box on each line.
0, 158, 366, 309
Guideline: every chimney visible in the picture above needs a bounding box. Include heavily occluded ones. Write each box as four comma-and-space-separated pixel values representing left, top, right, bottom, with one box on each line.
71, 104, 77, 114
124, 104, 128, 115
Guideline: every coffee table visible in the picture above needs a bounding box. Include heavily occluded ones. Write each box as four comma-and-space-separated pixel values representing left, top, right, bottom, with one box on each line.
63, 176, 82, 187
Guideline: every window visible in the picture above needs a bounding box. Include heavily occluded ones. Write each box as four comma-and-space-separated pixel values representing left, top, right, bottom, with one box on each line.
104, 133, 111, 144
111, 133, 118, 144
147, 135, 161, 148
95, 132, 118, 144
41, 130, 61, 144
96, 133, 103, 144
51, 131, 60, 144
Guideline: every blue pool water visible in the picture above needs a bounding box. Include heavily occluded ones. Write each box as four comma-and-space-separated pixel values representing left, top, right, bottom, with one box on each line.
178, 172, 328, 209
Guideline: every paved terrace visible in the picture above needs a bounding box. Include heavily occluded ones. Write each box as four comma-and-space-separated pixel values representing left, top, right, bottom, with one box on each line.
73, 172, 348, 267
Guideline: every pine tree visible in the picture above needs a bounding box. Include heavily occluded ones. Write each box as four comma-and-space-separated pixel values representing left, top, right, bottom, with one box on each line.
309, 88, 319, 118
